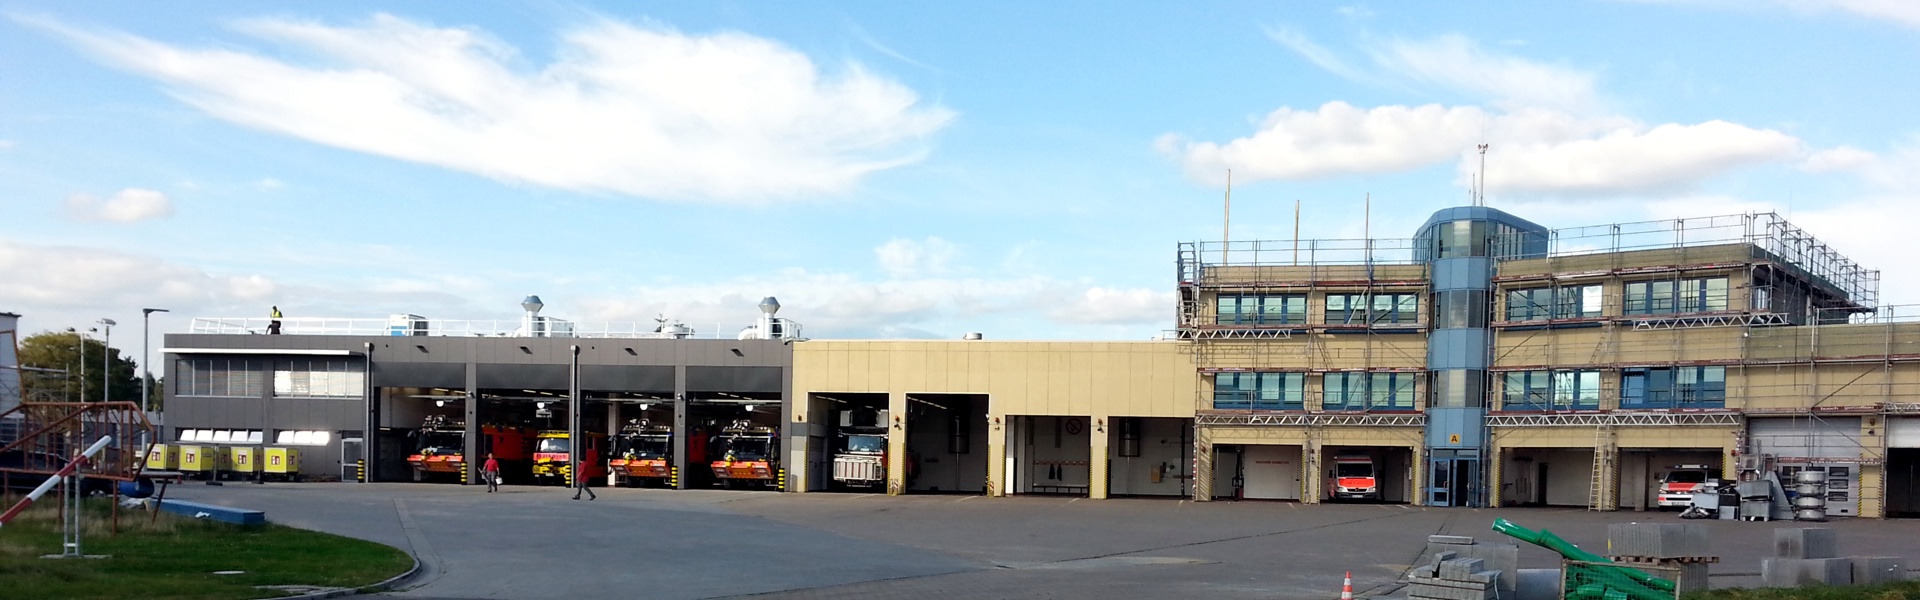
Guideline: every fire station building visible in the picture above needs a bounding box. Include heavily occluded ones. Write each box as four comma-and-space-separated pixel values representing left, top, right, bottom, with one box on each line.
160, 205, 1920, 519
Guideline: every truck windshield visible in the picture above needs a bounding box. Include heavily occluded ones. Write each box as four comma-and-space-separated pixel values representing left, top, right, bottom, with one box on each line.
536, 438, 570, 454
1666, 471, 1707, 484
844, 434, 886, 453
719, 436, 772, 461
623, 435, 671, 459
417, 432, 463, 455
1336, 463, 1373, 478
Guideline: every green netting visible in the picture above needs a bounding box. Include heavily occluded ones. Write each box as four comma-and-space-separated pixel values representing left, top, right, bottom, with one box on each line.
1561, 561, 1679, 600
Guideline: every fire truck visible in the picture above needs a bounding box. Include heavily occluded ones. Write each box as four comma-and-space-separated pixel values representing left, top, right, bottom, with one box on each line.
832, 409, 888, 489
709, 420, 780, 489
1657, 464, 1719, 509
1328, 453, 1380, 501
609, 419, 701, 487
531, 430, 609, 486
405, 415, 536, 483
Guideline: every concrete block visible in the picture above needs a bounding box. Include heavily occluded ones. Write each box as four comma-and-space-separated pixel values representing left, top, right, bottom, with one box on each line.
1440, 558, 1485, 579
1607, 523, 1709, 558
1451, 542, 1520, 592
1673, 562, 1710, 593
1466, 569, 1500, 584
1853, 557, 1908, 585
1428, 534, 1476, 545
1762, 557, 1852, 587
1774, 528, 1838, 559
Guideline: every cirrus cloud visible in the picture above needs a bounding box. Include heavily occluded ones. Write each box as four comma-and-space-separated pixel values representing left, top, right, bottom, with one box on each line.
23, 13, 956, 204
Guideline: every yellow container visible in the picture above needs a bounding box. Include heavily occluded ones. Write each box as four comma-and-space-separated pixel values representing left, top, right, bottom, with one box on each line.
146, 444, 180, 470
265, 447, 302, 474
178, 444, 215, 472
229, 447, 263, 473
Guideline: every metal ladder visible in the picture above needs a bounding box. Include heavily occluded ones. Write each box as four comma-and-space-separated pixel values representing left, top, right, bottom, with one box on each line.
1587, 424, 1615, 511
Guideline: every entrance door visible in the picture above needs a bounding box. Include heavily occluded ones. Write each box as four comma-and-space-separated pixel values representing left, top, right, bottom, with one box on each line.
1242, 445, 1300, 500
1212, 446, 1242, 500
1428, 457, 1482, 507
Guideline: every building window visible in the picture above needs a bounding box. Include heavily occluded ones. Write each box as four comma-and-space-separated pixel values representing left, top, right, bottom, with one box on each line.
274, 430, 334, 446
1624, 278, 1728, 316
1213, 372, 1305, 410
273, 359, 365, 398
1501, 370, 1600, 411
1435, 290, 1490, 329
176, 359, 265, 398
1430, 370, 1487, 408
1215, 294, 1307, 326
178, 429, 264, 444
1327, 293, 1419, 325
1505, 285, 1603, 321
1621, 366, 1725, 409
1434, 220, 1488, 259
1323, 372, 1416, 411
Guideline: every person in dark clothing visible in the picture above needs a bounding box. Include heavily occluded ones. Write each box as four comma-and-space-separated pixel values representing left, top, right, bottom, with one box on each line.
268, 306, 283, 335
483, 453, 500, 493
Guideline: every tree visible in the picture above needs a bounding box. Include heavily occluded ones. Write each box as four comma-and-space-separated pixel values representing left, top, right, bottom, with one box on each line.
17, 330, 142, 403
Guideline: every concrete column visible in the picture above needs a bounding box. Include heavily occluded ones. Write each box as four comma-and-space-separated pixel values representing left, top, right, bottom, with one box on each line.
1302, 438, 1322, 504
671, 364, 688, 490
987, 414, 1007, 497
1089, 415, 1109, 499
463, 362, 478, 485
1489, 448, 1505, 508
887, 391, 908, 495
607, 401, 620, 486
1192, 429, 1213, 501
1411, 445, 1426, 506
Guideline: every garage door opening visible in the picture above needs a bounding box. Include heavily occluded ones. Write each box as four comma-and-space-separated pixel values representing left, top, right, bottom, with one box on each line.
905, 394, 989, 494
1009, 415, 1091, 496
1318, 445, 1414, 503
1106, 417, 1191, 498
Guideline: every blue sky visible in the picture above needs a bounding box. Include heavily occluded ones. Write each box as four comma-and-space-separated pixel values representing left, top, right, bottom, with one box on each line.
3, 1, 1919, 361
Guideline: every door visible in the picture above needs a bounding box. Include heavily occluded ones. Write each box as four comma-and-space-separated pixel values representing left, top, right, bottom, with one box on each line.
1212, 446, 1241, 500
1428, 457, 1481, 507
1242, 445, 1300, 500
1428, 459, 1452, 506
341, 437, 364, 482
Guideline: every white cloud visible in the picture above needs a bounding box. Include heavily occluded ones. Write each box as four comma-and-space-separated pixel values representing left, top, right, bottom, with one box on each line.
1477, 121, 1801, 196
1791, 0, 1920, 28
26, 14, 955, 204
1369, 34, 1600, 113
255, 178, 285, 191
62, 188, 175, 222
1157, 102, 1492, 185
1801, 146, 1877, 173
0, 140, 14, 150
1048, 287, 1171, 325
874, 237, 956, 277
0, 240, 274, 309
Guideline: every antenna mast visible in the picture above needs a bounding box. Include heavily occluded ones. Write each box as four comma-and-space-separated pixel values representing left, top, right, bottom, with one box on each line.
1476, 143, 1489, 206
1222, 169, 1232, 265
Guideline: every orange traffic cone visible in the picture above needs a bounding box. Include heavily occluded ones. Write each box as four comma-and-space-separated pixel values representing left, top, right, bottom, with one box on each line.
1339, 570, 1353, 599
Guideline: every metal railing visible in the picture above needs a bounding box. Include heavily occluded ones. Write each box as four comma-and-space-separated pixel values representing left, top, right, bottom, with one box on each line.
188, 317, 800, 340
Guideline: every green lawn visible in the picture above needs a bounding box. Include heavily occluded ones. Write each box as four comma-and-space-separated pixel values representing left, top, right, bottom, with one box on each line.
0, 495, 412, 600
1684, 581, 1920, 600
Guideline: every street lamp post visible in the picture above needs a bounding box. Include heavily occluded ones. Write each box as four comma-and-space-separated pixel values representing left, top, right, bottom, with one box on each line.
68, 327, 93, 402
98, 319, 116, 403
142, 309, 168, 447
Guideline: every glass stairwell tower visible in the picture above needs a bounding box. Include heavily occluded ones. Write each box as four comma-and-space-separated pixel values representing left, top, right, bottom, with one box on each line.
1414, 207, 1548, 506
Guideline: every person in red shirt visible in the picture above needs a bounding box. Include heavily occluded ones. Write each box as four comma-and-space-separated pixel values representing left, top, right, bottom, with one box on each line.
483, 453, 500, 493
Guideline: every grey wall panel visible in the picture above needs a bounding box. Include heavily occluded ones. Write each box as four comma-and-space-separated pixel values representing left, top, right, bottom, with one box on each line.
1432, 257, 1494, 291
580, 365, 675, 392
1750, 417, 1862, 459
371, 362, 467, 388
1428, 330, 1489, 370
687, 366, 783, 393
1425, 407, 1485, 448
476, 364, 569, 390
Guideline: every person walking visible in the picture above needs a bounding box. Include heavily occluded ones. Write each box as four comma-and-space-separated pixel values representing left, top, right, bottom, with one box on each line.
268, 306, 283, 335
572, 467, 596, 500
483, 452, 500, 493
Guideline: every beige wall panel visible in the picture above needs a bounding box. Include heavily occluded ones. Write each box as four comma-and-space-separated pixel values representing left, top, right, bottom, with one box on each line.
1498, 244, 1754, 278
794, 341, 1194, 419
1206, 426, 1312, 446
1615, 428, 1738, 450
1492, 427, 1608, 449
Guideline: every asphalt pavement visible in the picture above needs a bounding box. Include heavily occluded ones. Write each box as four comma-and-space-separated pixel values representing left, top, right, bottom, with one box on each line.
161, 483, 1920, 600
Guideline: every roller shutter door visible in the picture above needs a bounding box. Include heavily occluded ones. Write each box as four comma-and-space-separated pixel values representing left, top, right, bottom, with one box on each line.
1749, 417, 1863, 460
1889, 418, 1920, 449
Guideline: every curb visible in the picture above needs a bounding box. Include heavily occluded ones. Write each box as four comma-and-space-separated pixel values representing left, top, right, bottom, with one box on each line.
267, 548, 421, 599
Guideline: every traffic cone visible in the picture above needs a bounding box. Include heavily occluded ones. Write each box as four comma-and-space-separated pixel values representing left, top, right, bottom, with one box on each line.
1339, 570, 1353, 599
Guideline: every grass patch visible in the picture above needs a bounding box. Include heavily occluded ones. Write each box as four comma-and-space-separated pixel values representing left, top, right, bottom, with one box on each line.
0, 494, 411, 600
1685, 581, 1920, 600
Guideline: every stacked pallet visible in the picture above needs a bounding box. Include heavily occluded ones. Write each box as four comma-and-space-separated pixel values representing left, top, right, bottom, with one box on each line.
1605, 523, 1715, 592
1407, 554, 1501, 600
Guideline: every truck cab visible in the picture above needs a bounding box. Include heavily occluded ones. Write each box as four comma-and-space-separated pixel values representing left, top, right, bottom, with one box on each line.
1657, 464, 1719, 508
531, 430, 608, 486
406, 415, 468, 481
610, 420, 697, 487
1329, 454, 1380, 501
832, 409, 889, 489
709, 420, 779, 489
